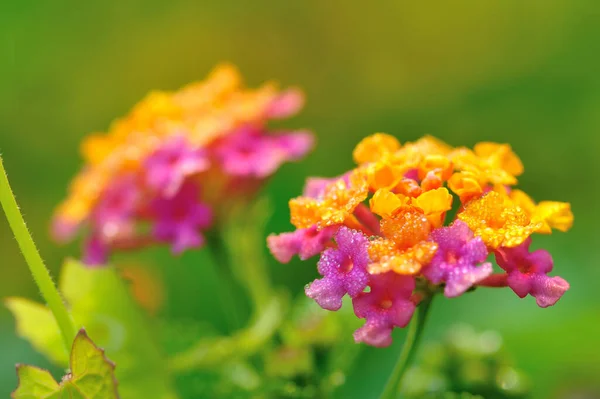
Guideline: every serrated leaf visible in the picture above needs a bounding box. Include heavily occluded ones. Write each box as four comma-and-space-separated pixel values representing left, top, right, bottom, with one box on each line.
60, 259, 177, 398
13, 329, 119, 399
5, 298, 68, 365
7, 259, 177, 399
68, 329, 119, 398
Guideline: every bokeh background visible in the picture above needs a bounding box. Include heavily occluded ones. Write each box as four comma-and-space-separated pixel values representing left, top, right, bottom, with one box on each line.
1, 1, 599, 398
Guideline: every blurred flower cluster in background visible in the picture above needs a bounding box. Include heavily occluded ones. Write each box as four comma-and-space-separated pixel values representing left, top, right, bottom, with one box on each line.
51, 63, 311, 265
1, 1, 599, 398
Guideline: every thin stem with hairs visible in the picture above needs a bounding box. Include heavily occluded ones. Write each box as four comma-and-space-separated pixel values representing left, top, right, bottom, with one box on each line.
0, 156, 76, 352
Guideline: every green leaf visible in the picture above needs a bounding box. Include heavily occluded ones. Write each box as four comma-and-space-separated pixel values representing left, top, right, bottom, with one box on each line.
12, 365, 59, 398
13, 329, 119, 399
5, 298, 68, 365
68, 329, 119, 398
7, 259, 177, 399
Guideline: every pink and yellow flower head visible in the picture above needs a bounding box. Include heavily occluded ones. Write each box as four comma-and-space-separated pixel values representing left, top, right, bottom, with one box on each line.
53, 64, 314, 265
268, 133, 573, 347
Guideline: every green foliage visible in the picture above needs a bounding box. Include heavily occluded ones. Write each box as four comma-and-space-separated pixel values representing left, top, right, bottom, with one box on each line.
168, 293, 288, 371
425, 394, 484, 399
259, 295, 364, 398
12, 329, 119, 399
265, 347, 314, 379
7, 259, 176, 399
161, 291, 365, 398
5, 298, 68, 365
401, 325, 529, 399
12, 366, 60, 399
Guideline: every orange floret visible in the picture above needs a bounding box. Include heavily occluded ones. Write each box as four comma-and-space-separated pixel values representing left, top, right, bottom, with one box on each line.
80, 134, 120, 166
457, 191, 542, 248
474, 142, 523, 177
449, 142, 523, 186
289, 171, 369, 229
448, 171, 484, 203
173, 63, 241, 111
56, 169, 109, 225
362, 160, 408, 192
353, 133, 401, 165
356, 135, 455, 193
401, 135, 453, 157
367, 207, 438, 275
389, 136, 451, 173
368, 238, 438, 275
380, 207, 432, 247
418, 154, 454, 191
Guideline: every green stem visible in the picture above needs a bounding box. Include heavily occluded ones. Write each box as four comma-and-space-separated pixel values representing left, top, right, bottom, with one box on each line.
378, 296, 434, 399
223, 210, 272, 311
167, 198, 284, 372
167, 294, 285, 372
0, 156, 76, 351
206, 230, 243, 331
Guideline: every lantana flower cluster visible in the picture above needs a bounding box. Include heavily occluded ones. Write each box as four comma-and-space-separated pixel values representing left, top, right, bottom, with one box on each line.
52, 64, 313, 265
268, 134, 573, 347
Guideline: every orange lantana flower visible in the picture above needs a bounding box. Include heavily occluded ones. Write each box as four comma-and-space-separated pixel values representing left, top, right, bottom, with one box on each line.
290, 171, 369, 229
368, 207, 438, 275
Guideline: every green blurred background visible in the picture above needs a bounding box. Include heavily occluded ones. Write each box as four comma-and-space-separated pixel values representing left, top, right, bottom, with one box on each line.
1, 1, 599, 397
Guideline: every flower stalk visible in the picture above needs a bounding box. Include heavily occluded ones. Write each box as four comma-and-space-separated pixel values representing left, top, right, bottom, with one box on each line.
205, 230, 243, 330
167, 198, 284, 372
379, 295, 433, 399
0, 156, 76, 351
221, 200, 274, 311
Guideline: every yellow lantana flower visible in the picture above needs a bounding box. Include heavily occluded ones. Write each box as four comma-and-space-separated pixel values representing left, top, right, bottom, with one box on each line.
509, 189, 574, 234
457, 191, 542, 248
449, 142, 523, 186
353, 133, 401, 164
447, 170, 484, 203
370, 188, 452, 227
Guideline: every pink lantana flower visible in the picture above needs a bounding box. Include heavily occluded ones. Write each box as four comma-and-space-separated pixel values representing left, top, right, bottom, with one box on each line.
495, 238, 570, 307
150, 181, 213, 254
144, 136, 209, 197
423, 220, 493, 297
352, 273, 416, 347
305, 227, 370, 311
267, 225, 337, 263
215, 126, 313, 178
